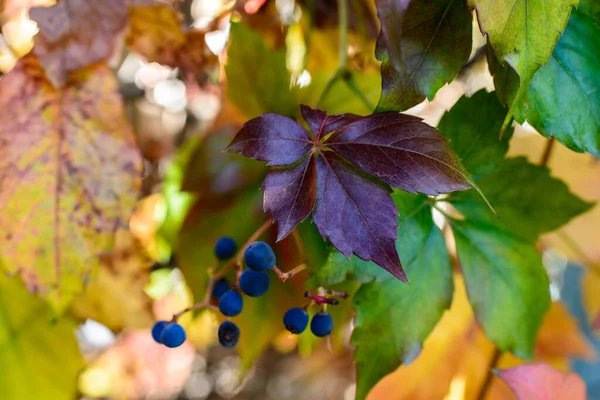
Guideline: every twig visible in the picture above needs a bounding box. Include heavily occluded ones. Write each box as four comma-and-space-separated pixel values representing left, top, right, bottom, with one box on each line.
273, 263, 307, 282
235, 219, 273, 267
476, 346, 501, 400
304, 291, 340, 306
326, 289, 349, 299
172, 302, 218, 320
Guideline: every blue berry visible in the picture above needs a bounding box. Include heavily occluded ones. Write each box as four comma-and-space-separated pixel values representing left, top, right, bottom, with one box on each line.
160, 323, 186, 348
311, 312, 333, 337
218, 321, 240, 348
219, 290, 243, 316
244, 241, 276, 271
239, 269, 270, 297
283, 307, 309, 334
151, 320, 168, 343
211, 278, 230, 299
215, 237, 237, 260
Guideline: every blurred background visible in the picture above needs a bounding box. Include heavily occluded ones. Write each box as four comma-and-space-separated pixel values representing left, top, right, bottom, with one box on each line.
1, 0, 600, 399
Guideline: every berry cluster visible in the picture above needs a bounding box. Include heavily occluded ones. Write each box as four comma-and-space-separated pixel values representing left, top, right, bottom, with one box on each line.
151, 230, 342, 350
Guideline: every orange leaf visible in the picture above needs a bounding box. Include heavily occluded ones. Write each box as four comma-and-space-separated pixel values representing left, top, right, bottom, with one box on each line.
496, 363, 586, 400
125, 4, 218, 75
535, 301, 595, 361
29, 0, 128, 87
0, 55, 141, 310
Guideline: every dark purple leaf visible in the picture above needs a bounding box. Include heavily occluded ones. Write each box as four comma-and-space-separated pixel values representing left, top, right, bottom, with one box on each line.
326, 112, 471, 195
312, 152, 406, 281
228, 105, 475, 280
263, 156, 317, 241
301, 105, 361, 140
226, 114, 313, 166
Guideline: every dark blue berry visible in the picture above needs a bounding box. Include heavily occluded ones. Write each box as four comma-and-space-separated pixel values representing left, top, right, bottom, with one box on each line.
218, 321, 240, 348
160, 323, 186, 348
244, 241, 276, 271
214, 237, 237, 260
151, 320, 168, 343
211, 278, 230, 299
219, 290, 243, 316
283, 307, 309, 334
310, 312, 333, 337
239, 269, 270, 297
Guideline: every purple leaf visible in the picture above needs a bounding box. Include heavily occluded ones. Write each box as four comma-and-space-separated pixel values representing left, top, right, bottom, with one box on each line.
312, 152, 406, 281
326, 112, 471, 195
226, 114, 313, 166
263, 156, 317, 241
301, 105, 361, 140
228, 105, 475, 281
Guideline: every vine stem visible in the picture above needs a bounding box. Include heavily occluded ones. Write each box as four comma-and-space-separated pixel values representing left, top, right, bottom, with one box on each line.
476, 346, 501, 400
540, 137, 556, 167
217, 219, 273, 278
273, 263, 307, 282
172, 302, 218, 320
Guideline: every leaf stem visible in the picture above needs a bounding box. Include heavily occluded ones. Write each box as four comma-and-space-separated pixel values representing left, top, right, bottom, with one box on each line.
476, 346, 502, 400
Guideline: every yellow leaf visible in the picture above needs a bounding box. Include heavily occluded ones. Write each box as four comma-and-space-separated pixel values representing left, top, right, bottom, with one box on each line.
0, 55, 142, 311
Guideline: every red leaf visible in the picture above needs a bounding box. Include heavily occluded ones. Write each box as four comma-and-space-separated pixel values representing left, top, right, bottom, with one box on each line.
263, 156, 317, 241
313, 152, 405, 281
327, 113, 471, 195
30, 0, 128, 87
228, 106, 472, 279
496, 363, 586, 400
227, 114, 313, 166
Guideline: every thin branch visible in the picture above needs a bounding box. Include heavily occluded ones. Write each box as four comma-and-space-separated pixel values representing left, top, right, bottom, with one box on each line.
273, 263, 307, 282
540, 137, 556, 167
172, 302, 218, 320
476, 346, 502, 400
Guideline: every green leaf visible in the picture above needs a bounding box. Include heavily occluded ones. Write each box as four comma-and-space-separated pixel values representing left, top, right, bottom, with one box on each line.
451, 220, 550, 359
351, 200, 453, 400
375, 0, 472, 112
226, 22, 297, 118
450, 157, 594, 240
514, 0, 600, 156
471, 0, 580, 127
0, 274, 84, 399
437, 90, 513, 178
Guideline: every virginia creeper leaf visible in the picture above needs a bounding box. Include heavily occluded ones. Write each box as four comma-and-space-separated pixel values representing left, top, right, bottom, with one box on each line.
0, 274, 84, 400
450, 157, 593, 241
30, 0, 128, 87
126, 4, 218, 76
263, 156, 317, 241
352, 194, 453, 400
452, 220, 550, 359
376, 0, 473, 111
513, 0, 600, 156
471, 0, 580, 128
226, 114, 313, 166
313, 152, 405, 280
226, 22, 297, 118
496, 363, 586, 400
437, 90, 513, 178
327, 112, 472, 195
229, 105, 474, 280
0, 55, 142, 309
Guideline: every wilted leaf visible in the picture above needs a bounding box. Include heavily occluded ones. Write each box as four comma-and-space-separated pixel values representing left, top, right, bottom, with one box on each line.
471, 0, 579, 126
71, 229, 154, 331
437, 90, 513, 178
496, 363, 586, 400
0, 273, 84, 400
30, 0, 128, 87
375, 0, 472, 111
228, 106, 472, 280
0, 55, 141, 309
226, 22, 297, 118
126, 4, 217, 76
352, 195, 453, 400
450, 157, 593, 240
514, 0, 600, 156
452, 220, 550, 359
